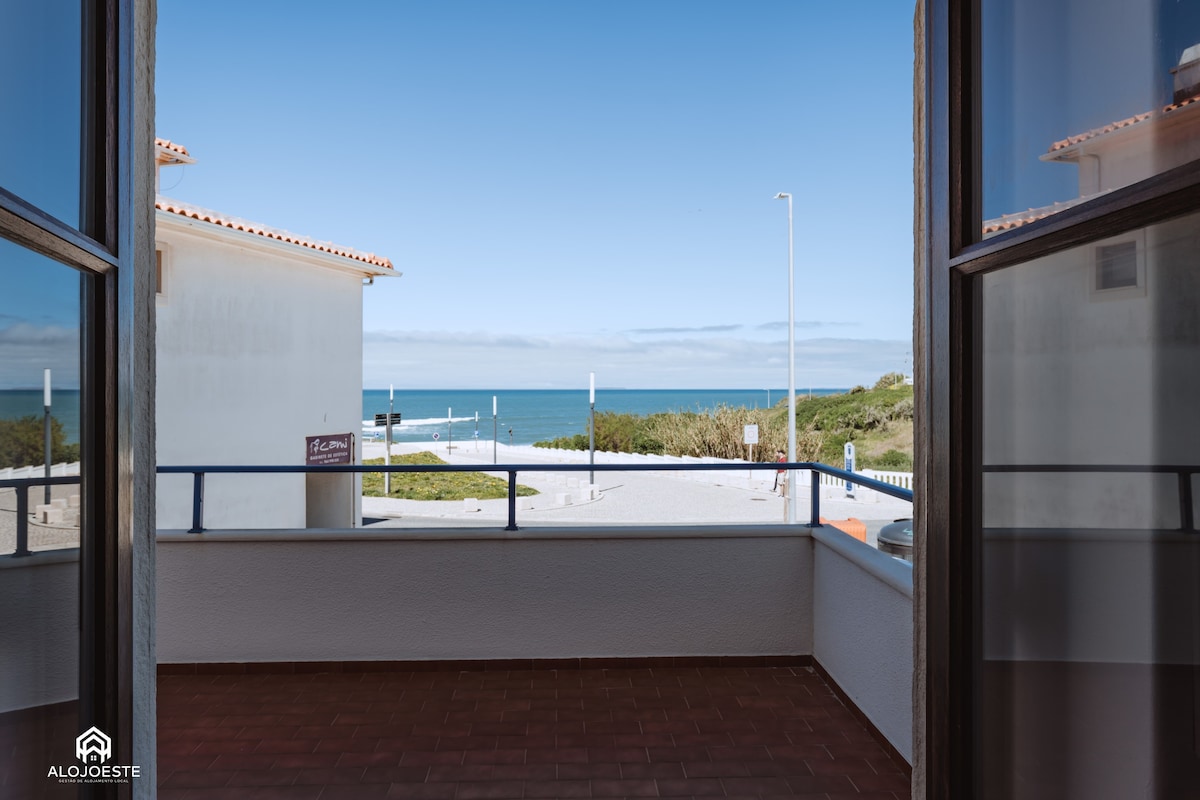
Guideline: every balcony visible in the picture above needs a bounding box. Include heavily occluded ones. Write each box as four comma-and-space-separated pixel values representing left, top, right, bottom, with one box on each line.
3, 464, 915, 798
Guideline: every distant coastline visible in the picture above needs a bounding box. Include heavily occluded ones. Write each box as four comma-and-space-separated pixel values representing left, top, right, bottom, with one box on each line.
361, 388, 848, 448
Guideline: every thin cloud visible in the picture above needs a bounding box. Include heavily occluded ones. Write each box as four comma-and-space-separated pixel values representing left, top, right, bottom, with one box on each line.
0, 323, 81, 390
756, 320, 858, 331
364, 329, 910, 389
626, 324, 744, 335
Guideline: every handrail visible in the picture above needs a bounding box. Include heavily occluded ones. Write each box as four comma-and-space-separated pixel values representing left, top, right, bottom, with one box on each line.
982, 463, 1199, 532
0, 476, 82, 557
154, 461, 914, 534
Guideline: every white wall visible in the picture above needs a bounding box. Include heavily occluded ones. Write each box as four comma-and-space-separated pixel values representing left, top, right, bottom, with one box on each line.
156, 527, 813, 663
0, 552, 78, 713
811, 528, 913, 764
155, 221, 368, 530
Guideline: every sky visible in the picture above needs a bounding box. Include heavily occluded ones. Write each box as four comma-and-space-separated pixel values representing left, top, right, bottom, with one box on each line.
154, 0, 916, 389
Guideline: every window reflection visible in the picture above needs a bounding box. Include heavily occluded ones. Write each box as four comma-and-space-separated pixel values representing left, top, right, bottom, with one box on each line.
981, 0, 1200, 236
0, 235, 83, 798
0, 1, 88, 231
979, 212, 1200, 797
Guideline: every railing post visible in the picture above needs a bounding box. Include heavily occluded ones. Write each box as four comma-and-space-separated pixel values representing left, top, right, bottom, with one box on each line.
1180, 470, 1195, 532
13, 485, 31, 557
505, 471, 519, 531
809, 469, 820, 527
189, 472, 205, 533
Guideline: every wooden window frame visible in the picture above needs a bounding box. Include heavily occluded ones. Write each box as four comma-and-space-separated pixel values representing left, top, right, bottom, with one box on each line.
922, 1, 1200, 797
0, 0, 148, 795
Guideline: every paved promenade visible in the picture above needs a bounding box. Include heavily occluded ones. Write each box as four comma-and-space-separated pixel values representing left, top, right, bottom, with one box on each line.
361, 442, 913, 544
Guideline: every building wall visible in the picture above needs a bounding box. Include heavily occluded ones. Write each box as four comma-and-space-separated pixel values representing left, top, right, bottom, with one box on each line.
154, 222, 366, 530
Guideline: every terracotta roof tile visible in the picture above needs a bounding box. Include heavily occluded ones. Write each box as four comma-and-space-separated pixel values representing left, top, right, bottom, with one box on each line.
155, 138, 191, 158
1046, 93, 1200, 154
156, 197, 394, 270
982, 193, 1107, 235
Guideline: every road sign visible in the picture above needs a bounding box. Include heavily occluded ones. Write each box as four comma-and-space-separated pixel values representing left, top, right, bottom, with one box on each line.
743, 424, 759, 445
374, 413, 402, 427
432, 432, 440, 440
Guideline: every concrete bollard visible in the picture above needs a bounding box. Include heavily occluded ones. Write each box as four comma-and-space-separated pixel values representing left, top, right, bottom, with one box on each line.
38, 506, 63, 525
463, 497, 480, 512
68, 494, 80, 508
555, 492, 572, 506
518, 497, 534, 511
51, 498, 68, 510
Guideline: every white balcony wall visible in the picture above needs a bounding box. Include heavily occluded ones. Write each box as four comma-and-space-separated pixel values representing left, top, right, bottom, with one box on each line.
812, 528, 914, 764
156, 527, 813, 663
0, 552, 78, 713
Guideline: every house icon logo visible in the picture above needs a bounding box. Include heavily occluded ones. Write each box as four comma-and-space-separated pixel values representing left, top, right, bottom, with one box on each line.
76, 726, 111, 765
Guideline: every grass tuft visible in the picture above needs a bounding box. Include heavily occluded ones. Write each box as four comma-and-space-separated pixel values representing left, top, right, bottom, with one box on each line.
362, 451, 538, 501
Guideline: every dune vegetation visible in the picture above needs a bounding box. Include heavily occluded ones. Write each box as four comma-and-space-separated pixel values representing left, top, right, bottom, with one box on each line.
533, 373, 914, 470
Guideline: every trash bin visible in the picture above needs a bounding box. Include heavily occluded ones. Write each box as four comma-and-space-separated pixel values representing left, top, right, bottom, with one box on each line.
878, 518, 913, 562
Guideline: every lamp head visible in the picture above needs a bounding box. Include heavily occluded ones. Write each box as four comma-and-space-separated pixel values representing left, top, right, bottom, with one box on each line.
774, 192, 790, 200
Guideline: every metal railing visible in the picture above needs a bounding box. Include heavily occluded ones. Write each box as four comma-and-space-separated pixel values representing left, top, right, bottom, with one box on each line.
156, 461, 914, 534
983, 464, 1198, 532
0, 476, 82, 557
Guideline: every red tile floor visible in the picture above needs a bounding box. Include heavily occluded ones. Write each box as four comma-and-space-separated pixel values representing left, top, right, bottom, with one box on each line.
157, 664, 910, 799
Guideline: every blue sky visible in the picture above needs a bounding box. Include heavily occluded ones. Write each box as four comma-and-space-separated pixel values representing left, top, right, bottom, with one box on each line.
155, 1, 916, 389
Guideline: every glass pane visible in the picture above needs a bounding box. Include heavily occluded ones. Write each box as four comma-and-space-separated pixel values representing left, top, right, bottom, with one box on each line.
979, 212, 1200, 797
0, 236, 83, 798
981, 0, 1200, 237
0, 1, 88, 231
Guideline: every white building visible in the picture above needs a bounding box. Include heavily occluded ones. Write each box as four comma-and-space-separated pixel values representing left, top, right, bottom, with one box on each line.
154, 138, 396, 530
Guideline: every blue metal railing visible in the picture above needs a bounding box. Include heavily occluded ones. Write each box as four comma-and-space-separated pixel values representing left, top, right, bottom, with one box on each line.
0, 476, 82, 557
155, 461, 914, 534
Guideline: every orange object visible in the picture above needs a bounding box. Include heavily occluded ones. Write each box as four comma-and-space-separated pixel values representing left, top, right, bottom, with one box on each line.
819, 516, 867, 542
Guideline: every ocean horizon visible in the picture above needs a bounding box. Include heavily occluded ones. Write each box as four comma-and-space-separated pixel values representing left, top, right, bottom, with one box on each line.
362, 388, 847, 447
0, 387, 849, 450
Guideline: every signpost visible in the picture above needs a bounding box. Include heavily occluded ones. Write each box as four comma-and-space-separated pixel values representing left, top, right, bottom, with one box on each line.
743, 424, 759, 479
376, 385, 402, 495
492, 396, 498, 464
844, 441, 856, 496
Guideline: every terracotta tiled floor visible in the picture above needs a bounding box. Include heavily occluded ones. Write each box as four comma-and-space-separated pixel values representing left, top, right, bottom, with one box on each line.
157, 665, 909, 799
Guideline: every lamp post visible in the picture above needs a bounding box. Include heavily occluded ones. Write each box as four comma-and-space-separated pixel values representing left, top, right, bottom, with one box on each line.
492, 395, 498, 464
43, 369, 52, 505
588, 372, 596, 486
774, 192, 797, 524
385, 384, 394, 496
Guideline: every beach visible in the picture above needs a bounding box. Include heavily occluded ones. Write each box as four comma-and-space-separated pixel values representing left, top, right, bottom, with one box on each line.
361, 439, 914, 545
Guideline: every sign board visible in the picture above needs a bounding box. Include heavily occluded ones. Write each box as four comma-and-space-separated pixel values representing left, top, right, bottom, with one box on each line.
374, 413, 402, 427
843, 442, 856, 494
306, 433, 353, 466
743, 424, 759, 446
432, 432, 440, 440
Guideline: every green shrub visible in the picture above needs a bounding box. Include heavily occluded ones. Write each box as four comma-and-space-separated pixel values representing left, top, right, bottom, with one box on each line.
0, 415, 79, 469
865, 449, 913, 471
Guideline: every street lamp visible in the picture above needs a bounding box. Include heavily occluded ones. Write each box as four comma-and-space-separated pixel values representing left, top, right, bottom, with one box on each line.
774, 192, 796, 524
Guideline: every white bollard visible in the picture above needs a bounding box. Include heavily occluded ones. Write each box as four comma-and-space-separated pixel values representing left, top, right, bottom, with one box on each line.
463, 497, 480, 512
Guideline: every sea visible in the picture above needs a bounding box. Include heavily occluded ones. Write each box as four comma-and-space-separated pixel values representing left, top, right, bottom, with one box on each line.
0, 390, 81, 444
0, 388, 847, 448
361, 388, 845, 447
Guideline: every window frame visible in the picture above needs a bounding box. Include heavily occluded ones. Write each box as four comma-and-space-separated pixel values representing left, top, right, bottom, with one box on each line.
922, 1, 1200, 797
0, 0, 147, 792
